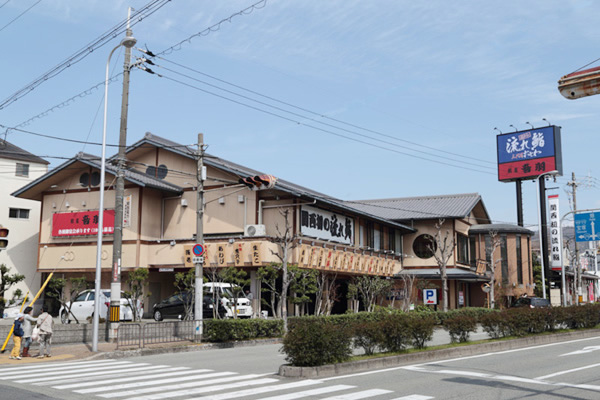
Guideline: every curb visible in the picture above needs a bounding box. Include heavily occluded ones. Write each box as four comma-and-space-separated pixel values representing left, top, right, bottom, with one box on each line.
278, 328, 600, 378
83, 337, 283, 361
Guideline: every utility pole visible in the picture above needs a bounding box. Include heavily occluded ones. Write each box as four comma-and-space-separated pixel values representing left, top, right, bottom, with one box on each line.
195, 133, 205, 336
567, 172, 581, 304
110, 7, 135, 336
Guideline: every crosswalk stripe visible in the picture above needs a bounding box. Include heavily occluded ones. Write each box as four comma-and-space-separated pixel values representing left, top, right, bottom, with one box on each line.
390, 396, 434, 400
123, 377, 280, 400
75, 371, 237, 394
10, 362, 145, 382
19, 363, 158, 384
186, 380, 324, 400
1, 360, 134, 379
0, 359, 116, 373
321, 389, 394, 399
51, 367, 198, 389
259, 384, 355, 400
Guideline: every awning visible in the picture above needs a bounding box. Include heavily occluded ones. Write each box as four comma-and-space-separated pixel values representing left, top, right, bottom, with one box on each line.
396, 268, 490, 282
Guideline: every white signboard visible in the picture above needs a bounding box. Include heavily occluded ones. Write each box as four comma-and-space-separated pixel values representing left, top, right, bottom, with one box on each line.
548, 194, 562, 269
300, 206, 354, 245
423, 288, 438, 305
123, 194, 132, 227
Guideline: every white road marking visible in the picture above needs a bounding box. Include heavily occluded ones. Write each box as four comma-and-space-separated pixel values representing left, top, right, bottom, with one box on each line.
320, 388, 393, 399
51, 367, 196, 389
123, 378, 279, 400
258, 384, 354, 400
20, 363, 159, 383
559, 345, 600, 356
0, 361, 135, 383
186, 380, 323, 400
0, 359, 117, 374
390, 396, 434, 400
99, 374, 272, 398
536, 362, 600, 380
74, 371, 236, 394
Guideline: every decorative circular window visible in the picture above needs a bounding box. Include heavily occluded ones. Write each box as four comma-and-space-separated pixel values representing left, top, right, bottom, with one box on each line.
156, 164, 168, 180
90, 171, 101, 187
79, 173, 90, 187
412, 234, 436, 259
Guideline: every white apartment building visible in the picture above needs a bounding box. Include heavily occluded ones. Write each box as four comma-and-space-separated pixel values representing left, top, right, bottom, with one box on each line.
0, 139, 48, 305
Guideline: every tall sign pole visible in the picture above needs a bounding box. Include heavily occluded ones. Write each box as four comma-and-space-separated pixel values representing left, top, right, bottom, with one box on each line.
516, 180, 523, 227
195, 133, 205, 336
110, 7, 135, 336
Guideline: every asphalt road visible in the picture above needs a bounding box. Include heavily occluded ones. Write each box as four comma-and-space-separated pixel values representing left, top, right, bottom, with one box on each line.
3, 336, 600, 399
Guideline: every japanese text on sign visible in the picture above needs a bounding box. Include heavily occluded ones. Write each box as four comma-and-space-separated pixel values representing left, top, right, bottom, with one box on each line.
548, 195, 563, 269
52, 210, 115, 237
300, 205, 354, 245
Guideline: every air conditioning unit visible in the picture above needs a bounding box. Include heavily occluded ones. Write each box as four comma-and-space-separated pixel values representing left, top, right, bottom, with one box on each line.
244, 224, 266, 237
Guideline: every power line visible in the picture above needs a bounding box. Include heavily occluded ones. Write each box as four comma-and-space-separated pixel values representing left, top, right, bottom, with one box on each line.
139, 67, 495, 176
0, 0, 171, 110
155, 55, 495, 167
0, 0, 41, 34
0, 1, 10, 10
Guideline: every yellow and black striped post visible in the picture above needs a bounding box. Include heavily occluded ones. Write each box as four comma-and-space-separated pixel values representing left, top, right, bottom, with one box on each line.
109, 305, 120, 322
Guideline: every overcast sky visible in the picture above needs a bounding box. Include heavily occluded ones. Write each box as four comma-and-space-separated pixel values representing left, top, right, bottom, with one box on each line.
2, 0, 600, 228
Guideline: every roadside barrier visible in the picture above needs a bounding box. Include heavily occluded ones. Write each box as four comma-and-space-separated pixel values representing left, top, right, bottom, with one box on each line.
117, 321, 197, 349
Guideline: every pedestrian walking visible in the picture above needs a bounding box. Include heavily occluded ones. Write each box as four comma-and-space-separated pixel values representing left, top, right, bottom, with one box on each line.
36, 305, 53, 358
21, 306, 37, 358
9, 313, 24, 360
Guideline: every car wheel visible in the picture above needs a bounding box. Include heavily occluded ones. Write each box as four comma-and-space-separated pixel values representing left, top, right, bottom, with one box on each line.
60, 311, 70, 324
153, 310, 163, 321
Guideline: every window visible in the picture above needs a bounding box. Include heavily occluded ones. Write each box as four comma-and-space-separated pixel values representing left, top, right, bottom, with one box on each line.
413, 234, 436, 259
359, 224, 364, 248
373, 226, 381, 251
457, 234, 469, 265
9, 208, 29, 219
366, 222, 375, 249
516, 234, 523, 284
74, 292, 88, 302
388, 229, 396, 253
501, 234, 508, 285
15, 163, 29, 177
469, 236, 477, 268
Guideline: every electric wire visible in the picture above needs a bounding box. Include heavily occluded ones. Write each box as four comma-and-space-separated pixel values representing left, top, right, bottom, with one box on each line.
149, 61, 494, 171
0, 0, 171, 110
140, 67, 496, 176
0, 0, 41, 34
155, 55, 495, 166
0, 0, 11, 10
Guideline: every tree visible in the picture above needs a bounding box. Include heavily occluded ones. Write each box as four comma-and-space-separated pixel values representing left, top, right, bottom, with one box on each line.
257, 264, 281, 318
428, 219, 455, 312
221, 266, 250, 319
174, 267, 195, 320
123, 268, 149, 321
268, 208, 297, 333
352, 275, 392, 312
0, 263, 25, 313
46, 276, 87, 323
486, 230, 502, 309
204, 264, 226, 318
399, 272, 417, 312
315, 272, 340, 315
289, 265, 317, 316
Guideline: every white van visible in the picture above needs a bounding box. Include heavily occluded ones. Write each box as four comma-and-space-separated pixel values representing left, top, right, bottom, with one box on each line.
204, 282, 253, 318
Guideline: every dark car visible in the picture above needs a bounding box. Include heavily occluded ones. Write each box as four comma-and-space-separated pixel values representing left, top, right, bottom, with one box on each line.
152, 292, 226, 321
512, 296, 551, 309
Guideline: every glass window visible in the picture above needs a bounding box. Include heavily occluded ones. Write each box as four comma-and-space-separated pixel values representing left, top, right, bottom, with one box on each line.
359, 224, 364, 248
413, 234, 436, 259
395, 233, 402, 256
15, 163, 29, 177
469, 236, 477, 268
516, 234, 523, 284
9, 208, 29, 219
74, 292, 88, 302
366, 222, 375, 249
457, 234, 469, 265
373, 227, 381, 251
501, 234, 509, 285
88, 292, 95, 301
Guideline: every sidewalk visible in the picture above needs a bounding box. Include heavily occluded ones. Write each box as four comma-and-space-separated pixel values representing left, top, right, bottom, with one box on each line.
0, 342, 117, 365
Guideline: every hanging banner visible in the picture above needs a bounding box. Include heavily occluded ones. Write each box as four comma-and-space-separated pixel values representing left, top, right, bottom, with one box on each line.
548, 194, 563, 270
52, 210, 115, 237
123, 195, 132, 227
300, 206, 354, 245
234, 243, 245, 266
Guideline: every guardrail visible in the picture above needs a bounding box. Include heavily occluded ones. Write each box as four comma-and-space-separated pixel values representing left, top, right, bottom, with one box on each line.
117, 321, 198, 349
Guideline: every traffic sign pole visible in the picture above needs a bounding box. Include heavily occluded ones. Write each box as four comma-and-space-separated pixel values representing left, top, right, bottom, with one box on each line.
195, 134, 204, 337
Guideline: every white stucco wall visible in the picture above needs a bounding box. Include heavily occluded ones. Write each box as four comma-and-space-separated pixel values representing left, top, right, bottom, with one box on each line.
0, 157, 47, 306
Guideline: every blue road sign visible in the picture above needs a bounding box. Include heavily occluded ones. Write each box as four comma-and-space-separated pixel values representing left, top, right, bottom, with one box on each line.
423, 289, 438, 305
574, 212, 600, 242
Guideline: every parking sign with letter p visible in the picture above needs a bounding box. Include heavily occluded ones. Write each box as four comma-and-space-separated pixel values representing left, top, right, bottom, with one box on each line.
424, 288, 438, 305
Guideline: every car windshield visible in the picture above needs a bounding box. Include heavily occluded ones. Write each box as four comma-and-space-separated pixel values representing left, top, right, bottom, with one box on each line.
103, 291, 110, 297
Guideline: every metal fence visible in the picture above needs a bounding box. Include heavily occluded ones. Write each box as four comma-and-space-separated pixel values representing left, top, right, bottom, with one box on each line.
117, 321, 198, 349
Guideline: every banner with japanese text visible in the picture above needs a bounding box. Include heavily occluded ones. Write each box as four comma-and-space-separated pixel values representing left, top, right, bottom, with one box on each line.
548, 194, 563, 270
300, 205, 354, 245
52, 210, 115, 237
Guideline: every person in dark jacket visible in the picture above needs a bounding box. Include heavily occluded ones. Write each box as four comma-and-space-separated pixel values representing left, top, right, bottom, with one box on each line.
9, 313, 24, 360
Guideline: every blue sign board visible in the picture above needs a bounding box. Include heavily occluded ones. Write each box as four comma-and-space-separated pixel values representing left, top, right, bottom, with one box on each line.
574, 212, 600, 242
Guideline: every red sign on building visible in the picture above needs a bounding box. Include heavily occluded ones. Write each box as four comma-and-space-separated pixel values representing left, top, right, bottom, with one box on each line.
52, 210, 115, 237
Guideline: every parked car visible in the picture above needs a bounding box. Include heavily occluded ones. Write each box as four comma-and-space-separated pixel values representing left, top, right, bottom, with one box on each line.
204, 282, 253, 318
152, 292, 226, 321
512, 296, 551, 309
59, 289, 143, 324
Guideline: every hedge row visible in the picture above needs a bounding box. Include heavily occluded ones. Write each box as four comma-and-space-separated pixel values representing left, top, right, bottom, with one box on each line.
203, 318, 284, 342
283, 304, 600, 366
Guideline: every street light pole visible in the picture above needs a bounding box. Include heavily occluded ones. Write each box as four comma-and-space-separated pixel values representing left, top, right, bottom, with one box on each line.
92, 31, 136, 352
535, 170, 558, 300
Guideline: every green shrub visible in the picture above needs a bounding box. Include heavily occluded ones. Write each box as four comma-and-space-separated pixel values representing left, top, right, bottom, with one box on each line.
353, 321, 385, 355
380, 313, 412, 352
479, 311, 505, 339
443, 314, 477, 343
282, 319, 353, 366
409, 314, 436, 349
203, 319, 284, 342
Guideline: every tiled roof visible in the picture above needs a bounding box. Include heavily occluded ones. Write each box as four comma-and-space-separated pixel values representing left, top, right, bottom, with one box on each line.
0, 139, 49, 165
127, 133, 415, 233
470, 224, 533, 235
347, 193, 487, 221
